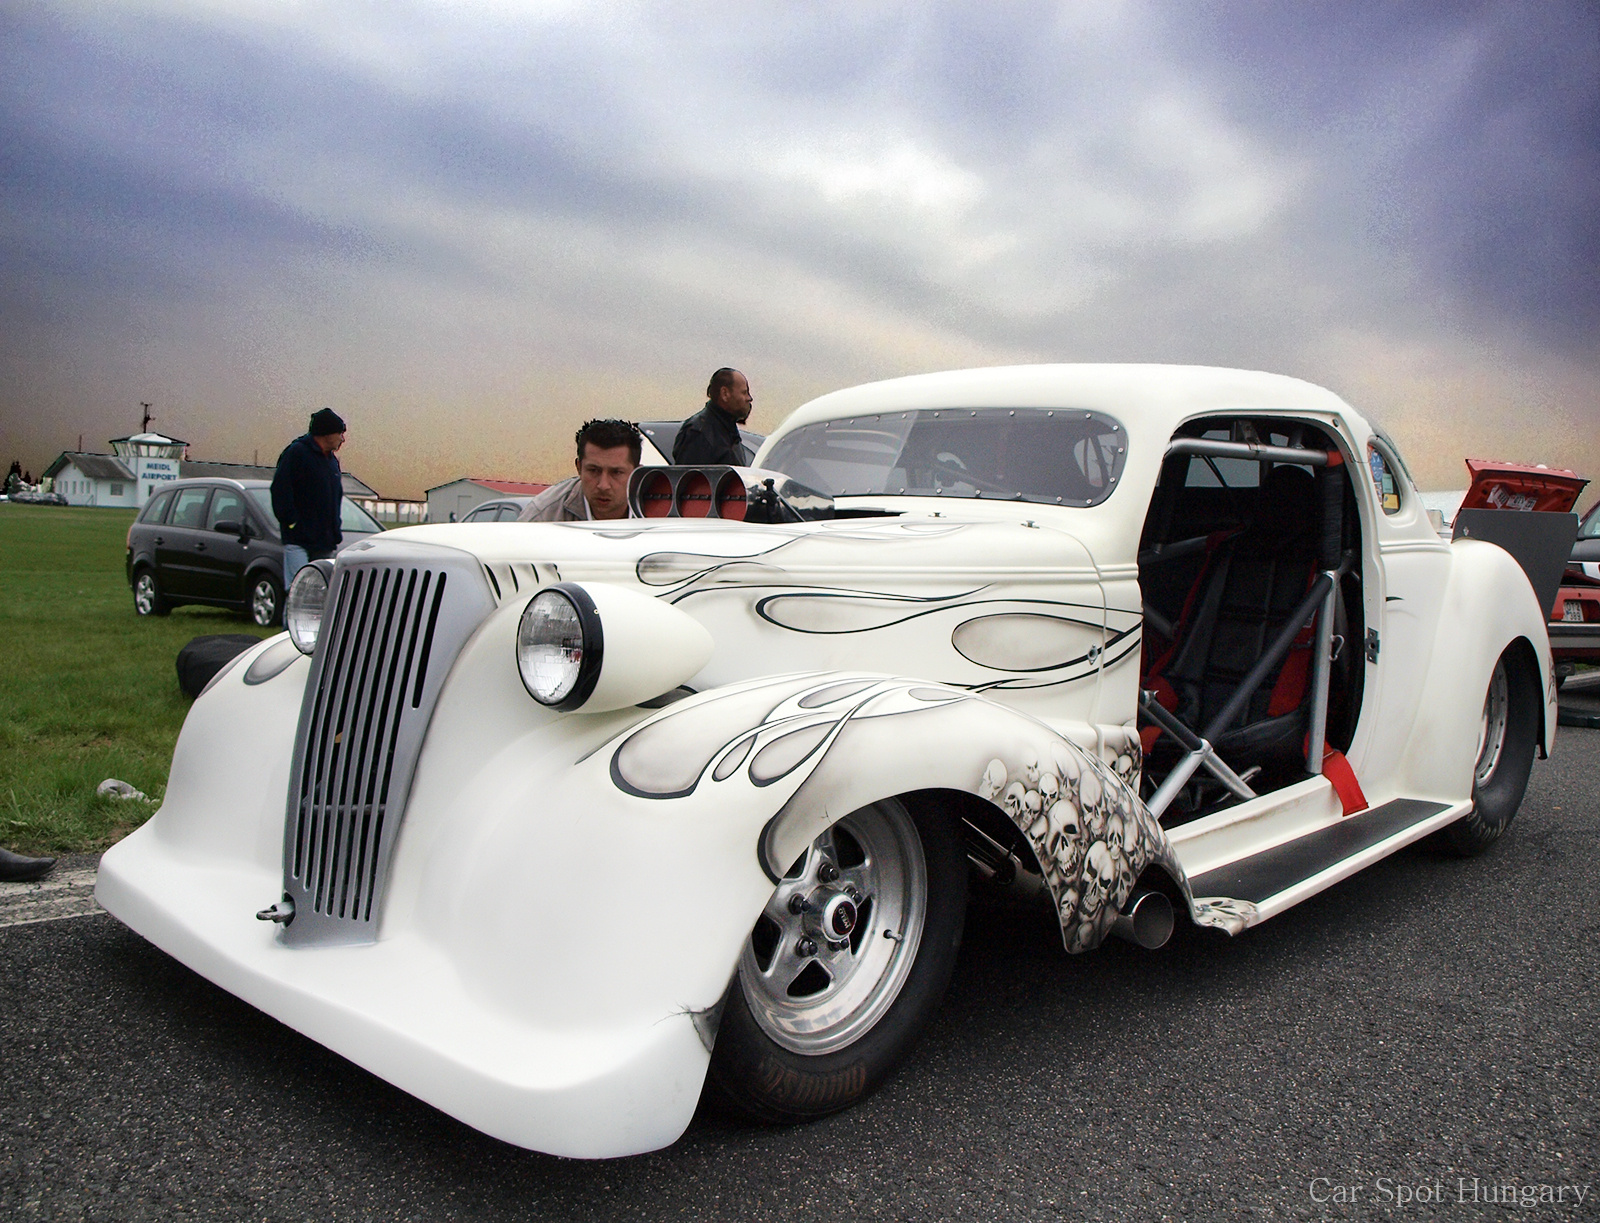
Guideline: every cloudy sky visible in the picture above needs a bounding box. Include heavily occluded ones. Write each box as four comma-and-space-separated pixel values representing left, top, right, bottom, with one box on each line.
2, 0, 1596, 503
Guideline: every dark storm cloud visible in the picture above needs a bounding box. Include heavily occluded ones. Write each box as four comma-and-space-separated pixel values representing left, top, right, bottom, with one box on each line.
3, 0, 1595, 501
3, 0, 1593, 353
1159, 0, 1600, 351
0, 4, 637, 296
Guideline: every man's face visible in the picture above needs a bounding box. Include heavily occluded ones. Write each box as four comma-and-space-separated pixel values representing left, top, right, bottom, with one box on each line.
576, 442, 636, 520
716, 371, 753, 424
315, 431, 346, 455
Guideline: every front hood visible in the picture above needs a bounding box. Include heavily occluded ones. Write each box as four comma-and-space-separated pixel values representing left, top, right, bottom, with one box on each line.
355, 513, 1119, 725
366, 514, 1105, 587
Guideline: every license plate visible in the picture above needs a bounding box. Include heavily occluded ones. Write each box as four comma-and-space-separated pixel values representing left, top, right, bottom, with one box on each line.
1565, 601, 1586, 622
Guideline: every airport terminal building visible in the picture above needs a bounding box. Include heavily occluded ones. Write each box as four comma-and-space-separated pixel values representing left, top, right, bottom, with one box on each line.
44, 433, 376, 508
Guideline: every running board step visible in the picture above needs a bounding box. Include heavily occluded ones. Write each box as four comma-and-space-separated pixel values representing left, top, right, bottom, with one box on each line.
1188, 797, 1452, 906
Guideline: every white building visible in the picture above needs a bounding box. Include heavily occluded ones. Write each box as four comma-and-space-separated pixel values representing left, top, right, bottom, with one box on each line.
111, 432, 188, 503
426, 477, 550, 524
44, 436, 380, 509
43, 452, 140, 507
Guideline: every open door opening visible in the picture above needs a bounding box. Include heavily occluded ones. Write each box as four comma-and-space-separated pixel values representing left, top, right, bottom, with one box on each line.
1136, 417, 1366, 826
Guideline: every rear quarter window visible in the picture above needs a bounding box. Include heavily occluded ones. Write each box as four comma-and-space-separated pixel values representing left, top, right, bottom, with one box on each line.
1367, 445, 1402, 515
140, 490, 175, 524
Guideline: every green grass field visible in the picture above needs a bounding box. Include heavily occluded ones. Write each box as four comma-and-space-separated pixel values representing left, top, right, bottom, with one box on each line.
0, 505, 275, 854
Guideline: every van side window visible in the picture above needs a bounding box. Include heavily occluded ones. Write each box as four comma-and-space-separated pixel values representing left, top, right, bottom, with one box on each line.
207, 489, 246, 530
170, 487, 211, 529
141, 490, 176, 524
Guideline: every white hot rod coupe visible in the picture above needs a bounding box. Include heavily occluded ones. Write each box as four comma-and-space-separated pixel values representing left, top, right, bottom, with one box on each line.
98, 365, 1558, 1158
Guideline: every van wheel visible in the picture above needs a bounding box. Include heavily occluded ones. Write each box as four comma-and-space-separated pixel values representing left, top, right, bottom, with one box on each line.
249, 574, 282, 627
1444, 650, 1538, 855
133, 569, 170, 617
707, 798, 966, 1123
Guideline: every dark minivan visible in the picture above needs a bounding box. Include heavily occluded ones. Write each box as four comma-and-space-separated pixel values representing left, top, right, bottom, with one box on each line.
126, 477, 382, 626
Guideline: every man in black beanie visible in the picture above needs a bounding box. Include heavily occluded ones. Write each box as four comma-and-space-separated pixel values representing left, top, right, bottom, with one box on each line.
271, 408, 347, 586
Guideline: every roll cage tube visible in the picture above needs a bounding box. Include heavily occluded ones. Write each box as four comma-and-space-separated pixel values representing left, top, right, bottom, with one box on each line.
1141, 553, 1356, 818
1163, 437, 1331, 467
1142, 434, 1351, 819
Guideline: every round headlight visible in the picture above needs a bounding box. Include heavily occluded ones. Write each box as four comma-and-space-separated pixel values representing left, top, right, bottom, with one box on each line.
285, 562, 332, 655
517, 584, 602, 709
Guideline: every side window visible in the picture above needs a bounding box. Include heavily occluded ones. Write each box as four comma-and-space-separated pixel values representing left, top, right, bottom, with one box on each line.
141, 490, 175, 524
206, 489, 246, 530
169, 487, 211, 529
1368, 445, 1401, 515
499, 505, 522, 521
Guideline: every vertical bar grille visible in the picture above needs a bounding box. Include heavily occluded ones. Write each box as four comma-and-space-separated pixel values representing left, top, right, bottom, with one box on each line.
280, 544, 493, 945
290, 566, 444, 920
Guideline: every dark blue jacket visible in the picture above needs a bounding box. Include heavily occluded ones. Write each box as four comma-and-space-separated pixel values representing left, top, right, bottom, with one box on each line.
270, 435, 343, 552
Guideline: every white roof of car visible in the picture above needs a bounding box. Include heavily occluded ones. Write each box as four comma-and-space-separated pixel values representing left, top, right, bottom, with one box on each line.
764, 364, 1365, 448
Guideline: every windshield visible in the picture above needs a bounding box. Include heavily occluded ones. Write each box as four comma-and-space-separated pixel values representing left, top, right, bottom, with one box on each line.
1581, 504, 1600, 539
763, 407, 1128, 506
341, 498, 383, 533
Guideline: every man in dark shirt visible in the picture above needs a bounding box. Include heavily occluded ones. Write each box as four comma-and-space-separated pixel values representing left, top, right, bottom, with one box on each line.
672, 368, 754, 466
271, 408, 347, 586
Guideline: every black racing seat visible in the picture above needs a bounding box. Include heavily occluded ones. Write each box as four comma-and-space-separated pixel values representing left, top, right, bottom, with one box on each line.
1151, 465, 1322, 769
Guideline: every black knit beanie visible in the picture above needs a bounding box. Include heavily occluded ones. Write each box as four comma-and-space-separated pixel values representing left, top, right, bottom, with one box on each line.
309, 408, 347, 436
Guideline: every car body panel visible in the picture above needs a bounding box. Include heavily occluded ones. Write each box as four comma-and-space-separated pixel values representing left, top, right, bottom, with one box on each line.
99, 364, 1554, 1157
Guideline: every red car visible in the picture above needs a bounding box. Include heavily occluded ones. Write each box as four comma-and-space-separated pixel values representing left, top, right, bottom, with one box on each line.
1552, 500, 1600, 684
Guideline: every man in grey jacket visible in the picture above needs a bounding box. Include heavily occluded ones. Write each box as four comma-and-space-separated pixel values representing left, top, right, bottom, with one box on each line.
518, 419, 642, 522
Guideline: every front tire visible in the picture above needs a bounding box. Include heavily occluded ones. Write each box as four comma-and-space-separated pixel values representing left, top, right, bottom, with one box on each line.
707, 797, 966, 1123
249, 573, 282, 627
1443, 649, 1538, 855
132, 568, 170, 617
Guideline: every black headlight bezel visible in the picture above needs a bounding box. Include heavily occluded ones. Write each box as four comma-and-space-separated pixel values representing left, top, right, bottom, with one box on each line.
517, 582, 604, 711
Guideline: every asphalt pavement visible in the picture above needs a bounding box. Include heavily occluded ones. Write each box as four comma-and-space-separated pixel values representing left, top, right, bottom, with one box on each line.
3, 731, 1597, 1222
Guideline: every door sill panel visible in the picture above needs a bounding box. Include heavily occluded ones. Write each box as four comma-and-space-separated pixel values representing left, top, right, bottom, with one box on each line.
1167, 775, 1343, 878
1184, 797, 1467, 928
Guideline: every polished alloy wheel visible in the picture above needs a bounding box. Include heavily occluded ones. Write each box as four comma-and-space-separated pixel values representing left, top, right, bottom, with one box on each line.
738, 800, 927, 1056
134, 572, 159, 615
1474, 658, 1509, 787
251, 577, 280, 627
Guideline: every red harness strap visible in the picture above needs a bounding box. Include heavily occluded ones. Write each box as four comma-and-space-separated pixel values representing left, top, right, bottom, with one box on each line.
1139, 674, 1178, 756
1266, 569, 1320, 717
1320, 746, 1368, 815
1141, 529, 1244, 757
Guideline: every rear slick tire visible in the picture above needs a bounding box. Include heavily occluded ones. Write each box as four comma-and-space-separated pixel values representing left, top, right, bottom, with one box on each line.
707, 797, 966, 1124
1444, 649, 1538, 856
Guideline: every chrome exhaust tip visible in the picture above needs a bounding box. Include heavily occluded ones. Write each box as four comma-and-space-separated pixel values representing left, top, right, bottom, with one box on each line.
1112, 890, 1175, 949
